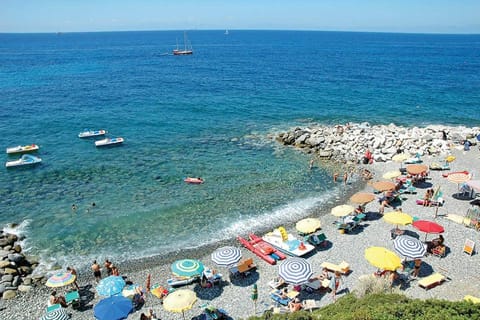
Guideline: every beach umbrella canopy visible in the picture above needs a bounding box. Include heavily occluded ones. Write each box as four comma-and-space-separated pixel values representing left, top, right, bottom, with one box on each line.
39, 308, 69, 320
350, 192, 376, 204
383, 211, 413, 226
211, 246, 242, 267
331, 205, 354, 217
45, 272, 76, 288
278, 257, 313, 285
394, 235, 426, 259
392, 153, 410, 163
372, 181, 396, 192
447, 172, 471, 184
295, 218, 321, 234
412, 220, 444, 241
171, 259, 204, 278
383, 170, 402, 180
406, 164, 428, 175
94, 295, 133, 320
163, 289, 197, 320
96, 276, 126, 297
365, 247, 402, 271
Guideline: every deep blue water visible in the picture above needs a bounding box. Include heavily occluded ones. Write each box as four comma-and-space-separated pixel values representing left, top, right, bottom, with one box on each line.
1, 30, 479, 270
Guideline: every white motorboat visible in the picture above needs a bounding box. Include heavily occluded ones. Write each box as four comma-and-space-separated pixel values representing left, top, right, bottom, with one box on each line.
6, 144, 39, 154
5, 154, 42, 168
95, 137, 124, 147
78, 129, 107, 138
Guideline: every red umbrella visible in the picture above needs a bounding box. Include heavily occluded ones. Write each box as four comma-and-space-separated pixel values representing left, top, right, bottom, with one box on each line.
412, 220, 444, 241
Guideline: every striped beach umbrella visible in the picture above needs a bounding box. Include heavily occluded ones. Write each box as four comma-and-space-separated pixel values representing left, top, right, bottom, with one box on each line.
171, 259, 204, 278
96, 275, 126, 297
211, 246, 242, 267
39, 308, 69, 320
278, 257, 313, 285
45, 272, 76, 288
394, 235, 426, 259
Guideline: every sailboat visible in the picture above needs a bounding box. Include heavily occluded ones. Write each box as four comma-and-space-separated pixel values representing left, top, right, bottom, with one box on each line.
173, 31, 193, 55
224, 29, 229, 35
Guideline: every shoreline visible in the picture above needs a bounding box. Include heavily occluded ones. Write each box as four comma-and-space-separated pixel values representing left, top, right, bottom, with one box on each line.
2, 128, 480, 319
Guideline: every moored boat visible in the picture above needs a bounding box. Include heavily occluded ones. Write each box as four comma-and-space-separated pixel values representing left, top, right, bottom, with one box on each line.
5, 154, 42, 168
78, 129, 107, 138
184, 177, 204, 184
95, 137, 124, 147
237, 234, 286, 265
173, 31, 193, 55
262, 227, 316, 257
6, 144, 39, 154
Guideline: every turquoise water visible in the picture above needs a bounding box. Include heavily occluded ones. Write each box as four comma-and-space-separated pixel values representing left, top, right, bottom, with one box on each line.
1, 30, 479, 270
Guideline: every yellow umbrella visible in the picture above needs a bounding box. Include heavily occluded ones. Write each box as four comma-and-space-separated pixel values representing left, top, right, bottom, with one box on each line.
383, 211, 413, 226
350, 192, 376, 204
163, 289, 197, 320
331, 204, 354, 217
295, 218, 321, 234
365, 247, 402, 271
371, 181, 396, 192
392, 153, 410, 163
383, 170, 402, 180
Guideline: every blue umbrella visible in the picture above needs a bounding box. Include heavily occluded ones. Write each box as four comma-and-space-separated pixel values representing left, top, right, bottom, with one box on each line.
96, 276, 126, 297
94, 296, 133, 320
171, 259, 204, 278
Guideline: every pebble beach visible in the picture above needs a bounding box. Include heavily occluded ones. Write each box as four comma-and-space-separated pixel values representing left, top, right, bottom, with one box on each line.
1, 129, 480, 320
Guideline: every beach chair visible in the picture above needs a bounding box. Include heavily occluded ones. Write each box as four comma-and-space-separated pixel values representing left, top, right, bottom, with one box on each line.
270, 290, 291, 306
302, 299, 320, 312
304, 233, 327, 248
46, 304, 62, 313
320, 261, 350, 275
418, 273, 446, 290
463, 239, 475, 256
65, 290, 80, 309
167, 276, 199, 288
229, 258, 256, 279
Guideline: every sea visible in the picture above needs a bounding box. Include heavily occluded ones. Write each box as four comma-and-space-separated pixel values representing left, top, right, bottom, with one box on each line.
1, 30, 479, 272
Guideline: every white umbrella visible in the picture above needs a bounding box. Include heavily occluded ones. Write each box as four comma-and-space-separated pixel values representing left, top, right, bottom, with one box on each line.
278, 258, 313, 285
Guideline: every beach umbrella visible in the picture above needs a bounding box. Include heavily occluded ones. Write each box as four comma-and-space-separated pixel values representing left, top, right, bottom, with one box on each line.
406, 164, 428, 175
392, 153, 410, 168
383, 211, 413, 227
163, 289, 197, 320
447, 172, 471, 191
251, 284, 258, 315
45, 271, 76, 288
96, 275, 126, 297
94, 295, 133, 320
278, 257, 313, 285
295, 218, 321, 234
39, 308, 69, 320
364, 247, 402, 271
350, 192, 376, 204
394, 235, 426, 259
412, 220, 444, 241
372, 181, 396, 192
171, 259, 204, 278
383, 170, 402, 180
211, 246, 242, 267
331, 205, 354, 217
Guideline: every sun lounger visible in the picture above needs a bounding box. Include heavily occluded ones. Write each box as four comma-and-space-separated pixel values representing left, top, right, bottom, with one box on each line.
464, 295, 480, 304
229, 258, 256, 279
320, 261, 350, 274
302, 299, 320, 312
418, 273, 446, 290
270, 290, 291, 306
46, 304, 62, 313
167, 276, 199, 288
304, 233, 328, 247
65, 290, 80, 309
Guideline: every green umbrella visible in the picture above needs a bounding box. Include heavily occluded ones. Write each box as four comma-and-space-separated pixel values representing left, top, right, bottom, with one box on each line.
251, 284, 258, 315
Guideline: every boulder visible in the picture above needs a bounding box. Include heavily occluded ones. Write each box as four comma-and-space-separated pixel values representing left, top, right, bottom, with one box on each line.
17, 284, 32, 292
2, 289, 17, 299
0, 261, 11, 268
1, 274, 13, 283
3, 268, 18, 275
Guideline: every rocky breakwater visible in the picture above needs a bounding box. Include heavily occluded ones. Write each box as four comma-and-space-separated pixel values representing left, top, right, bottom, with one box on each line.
0, 227, 41, 300
276, 122, 479, 163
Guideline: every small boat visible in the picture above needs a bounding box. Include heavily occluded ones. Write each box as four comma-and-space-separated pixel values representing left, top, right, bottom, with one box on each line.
262, 227, 316, 257
5, 154, 42, 168
237, 234, 286, 265
173, 32, 193, 55
78, 129, 107, 138
6, 144, 39, 154
95, 137, 124, 147
184, 177, 204, 184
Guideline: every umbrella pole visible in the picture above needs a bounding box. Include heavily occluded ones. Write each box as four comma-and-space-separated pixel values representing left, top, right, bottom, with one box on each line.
182, 310, 186, 320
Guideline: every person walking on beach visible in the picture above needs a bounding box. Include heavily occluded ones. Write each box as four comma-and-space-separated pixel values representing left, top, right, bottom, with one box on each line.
309, 158, 314, 170
104, 259, 113, 276
330, 271, 343, 301
91, 260, 102, 282
66, 266, 80, 290
333, 172, 339, 183
343, 171, 348, 185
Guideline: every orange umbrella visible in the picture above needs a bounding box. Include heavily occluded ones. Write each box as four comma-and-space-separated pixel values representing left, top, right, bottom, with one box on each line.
406, 164, 428, 175
371, 181, 396, 192
447, 172, 471, 184
350, 192, 376, 204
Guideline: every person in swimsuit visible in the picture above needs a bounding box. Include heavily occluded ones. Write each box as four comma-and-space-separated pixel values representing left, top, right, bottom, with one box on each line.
91, 260, 102, 282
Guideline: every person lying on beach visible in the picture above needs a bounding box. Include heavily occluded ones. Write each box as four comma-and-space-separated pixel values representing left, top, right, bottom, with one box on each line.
288, 298, 303, 312
140, 308, 158, 320
317, 267, 331, 281
49, 291, 67, 308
